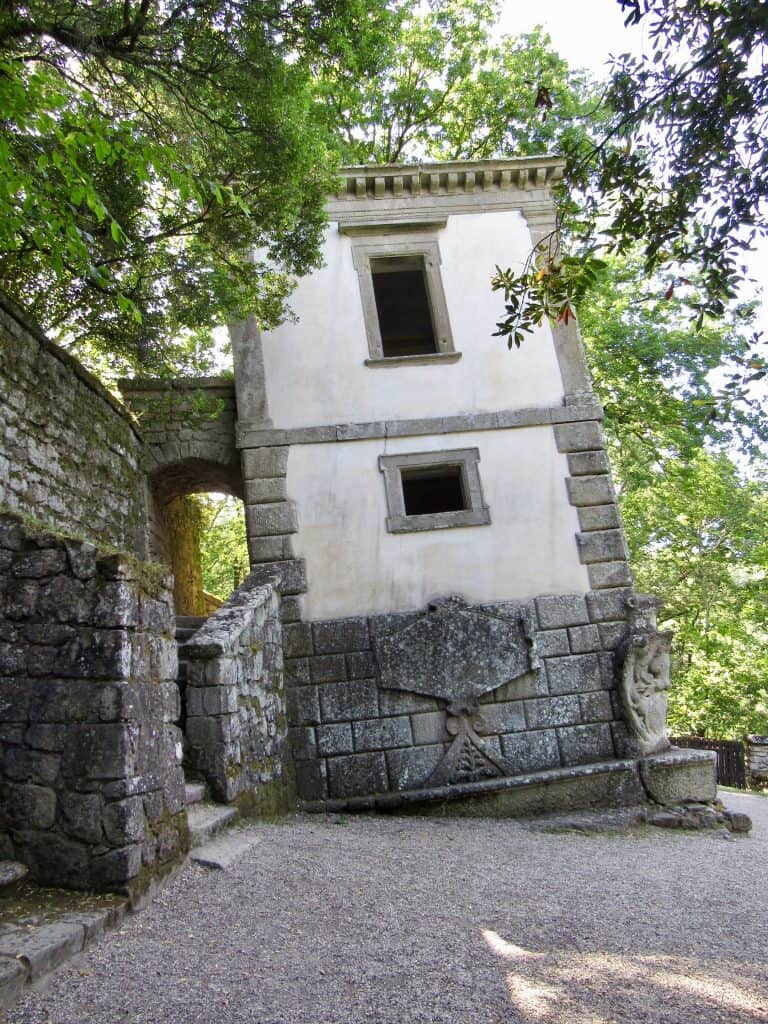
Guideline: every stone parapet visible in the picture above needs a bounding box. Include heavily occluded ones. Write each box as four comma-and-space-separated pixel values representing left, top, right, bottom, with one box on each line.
0, 512, 188, 893
182, 570, 289, 811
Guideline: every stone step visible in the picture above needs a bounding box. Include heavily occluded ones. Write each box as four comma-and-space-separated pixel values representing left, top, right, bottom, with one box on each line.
184, 782, 206, 806
187, 803, 238, 849
0, 860, 28, 890
190, 831, 261, 871
175, 615, 208, 644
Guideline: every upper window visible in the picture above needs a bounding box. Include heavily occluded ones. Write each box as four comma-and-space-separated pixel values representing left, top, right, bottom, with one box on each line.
370, 255, 437, 358
347, 230, 458, 367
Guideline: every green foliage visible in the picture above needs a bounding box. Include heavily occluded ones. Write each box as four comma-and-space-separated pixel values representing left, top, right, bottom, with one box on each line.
198, 495, 249, 599
621, 453, 768, 739
0, 0, 397, 371
579, 260, 768, 739
315, 3, 604, 164
493, 0, 768, 365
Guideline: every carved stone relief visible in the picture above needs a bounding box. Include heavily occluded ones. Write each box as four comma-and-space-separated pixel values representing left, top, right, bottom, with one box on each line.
372, 596, 537, 787
372, 595, 538, 714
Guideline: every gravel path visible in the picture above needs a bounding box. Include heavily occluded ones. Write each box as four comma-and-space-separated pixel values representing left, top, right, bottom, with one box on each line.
12, 792, 768, 1024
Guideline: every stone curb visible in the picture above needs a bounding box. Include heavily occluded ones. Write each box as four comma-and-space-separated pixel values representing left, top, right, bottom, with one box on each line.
0, 898, 129, 1012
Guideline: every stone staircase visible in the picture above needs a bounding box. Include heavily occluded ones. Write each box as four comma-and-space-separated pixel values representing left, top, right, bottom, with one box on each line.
184, 782, 239, 849
176, 615, 240, 852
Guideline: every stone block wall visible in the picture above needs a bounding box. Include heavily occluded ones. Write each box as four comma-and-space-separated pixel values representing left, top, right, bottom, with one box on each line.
0, 512, 188, 892
183, 570, 289, 811
286, 593, 630, 805
0, 297, 146, 555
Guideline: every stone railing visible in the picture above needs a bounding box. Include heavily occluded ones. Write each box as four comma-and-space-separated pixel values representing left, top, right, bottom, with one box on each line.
0, 512, 188, 895
183, 570, 289, 813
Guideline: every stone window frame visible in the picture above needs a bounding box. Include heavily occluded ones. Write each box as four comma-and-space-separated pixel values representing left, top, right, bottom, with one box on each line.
347, 228, 458, 367
378, 448, 490, 533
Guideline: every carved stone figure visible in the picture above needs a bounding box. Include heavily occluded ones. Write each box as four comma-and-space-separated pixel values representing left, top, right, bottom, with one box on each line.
619, 596, 673, 756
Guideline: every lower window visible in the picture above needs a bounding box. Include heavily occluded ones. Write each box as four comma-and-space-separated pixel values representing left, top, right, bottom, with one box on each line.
379, 448, 491, 533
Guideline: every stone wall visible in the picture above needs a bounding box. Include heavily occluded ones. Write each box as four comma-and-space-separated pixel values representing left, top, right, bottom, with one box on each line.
0, 297, 146, 555
183, 570, 289, 812
0, 512, 188, 893
286, 592, 628, 805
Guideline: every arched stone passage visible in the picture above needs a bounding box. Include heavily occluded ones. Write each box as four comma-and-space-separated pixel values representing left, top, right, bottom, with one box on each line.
150, 457, 244, 507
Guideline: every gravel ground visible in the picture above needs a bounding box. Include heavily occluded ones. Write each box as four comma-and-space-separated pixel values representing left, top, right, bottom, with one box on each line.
11, 792, 768, 1024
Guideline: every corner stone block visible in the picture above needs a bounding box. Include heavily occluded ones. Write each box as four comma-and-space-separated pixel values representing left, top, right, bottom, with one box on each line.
283, 622, 314, 658
244, 477, 288, 504
286, 684, 321, 727
587, 561, 633, 589
535, 594, 589, 629
62, 724, 137, 780
586, 588, 634, 623
295, 760, 327, 801
640, 749, 717, 804
546, 654, 602, 695
567, 451, 610, 476
576, 530, 628, 565
578, 504, 621, 532
312, 617, 370, 655
289, 726, 317, 761
103, 796, 145, 845
242, 446, 289, 480
326, 751, 388, 798
500, 729, 561, 773
554, 421, 605, 453
245, 501, 298, 538
566, 475, 615, 507
557, 723, 615, 765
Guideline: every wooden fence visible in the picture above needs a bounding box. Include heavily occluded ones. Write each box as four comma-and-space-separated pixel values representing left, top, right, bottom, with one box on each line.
670, 736, 747, 789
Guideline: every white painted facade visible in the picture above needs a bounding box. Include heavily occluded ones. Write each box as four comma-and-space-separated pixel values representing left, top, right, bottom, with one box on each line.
260, 210, 564, 429
239, 159, 602, 621
288, 428, 589, 619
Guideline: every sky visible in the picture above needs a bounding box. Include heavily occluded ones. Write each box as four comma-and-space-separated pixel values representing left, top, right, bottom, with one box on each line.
497, 0, 645, 73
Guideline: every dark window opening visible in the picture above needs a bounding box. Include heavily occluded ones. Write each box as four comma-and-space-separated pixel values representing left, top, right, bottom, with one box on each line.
401, 465, 467, 516
371, 256, 437, 358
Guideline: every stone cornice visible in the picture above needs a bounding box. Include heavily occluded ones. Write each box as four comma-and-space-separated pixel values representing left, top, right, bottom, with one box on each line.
236, 398, 603, 449
334, 157, 565, 202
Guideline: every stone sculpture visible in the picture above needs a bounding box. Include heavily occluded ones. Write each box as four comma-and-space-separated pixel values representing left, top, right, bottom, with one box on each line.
619, 596, 673, 756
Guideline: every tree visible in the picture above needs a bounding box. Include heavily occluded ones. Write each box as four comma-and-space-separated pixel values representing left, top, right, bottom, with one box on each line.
0, 0, 396, 370
314, 1, 604, 166
494, 0, 768, 360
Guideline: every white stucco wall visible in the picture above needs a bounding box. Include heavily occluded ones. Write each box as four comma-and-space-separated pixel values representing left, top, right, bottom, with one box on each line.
288, 426, 589, 620
260, 211, 565, 429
